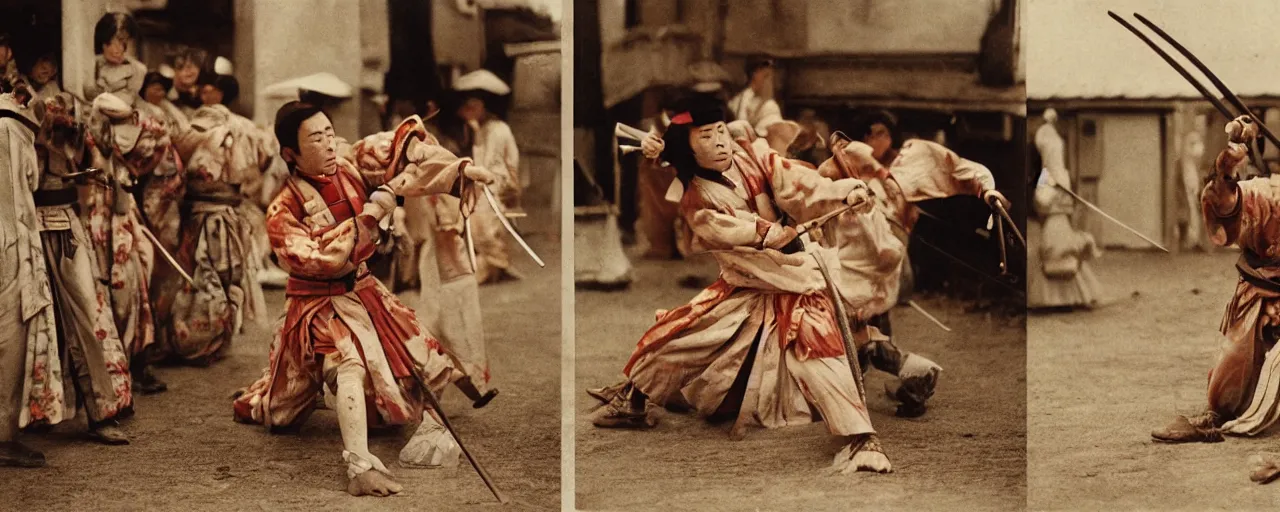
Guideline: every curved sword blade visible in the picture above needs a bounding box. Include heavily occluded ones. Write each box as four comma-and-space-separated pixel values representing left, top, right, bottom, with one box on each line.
482, 184, 545, 267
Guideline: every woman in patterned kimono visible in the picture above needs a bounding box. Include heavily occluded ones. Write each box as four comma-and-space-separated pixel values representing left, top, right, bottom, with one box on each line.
17, 86, 134, 446
233, 103, 497, 496
588, 105, 893, 474
79, 13, 170, 394
1, 81, 56, 466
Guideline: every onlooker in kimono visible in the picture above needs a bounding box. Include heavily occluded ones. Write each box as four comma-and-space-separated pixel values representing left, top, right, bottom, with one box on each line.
141, 70, 190, 136
167, 46, 207, 117
79, 12, 167, 394
726, 56, 782, 138
200, 67, 270, 331
1027, 109, 1103, 309
136, 71, 188, 255
0, 76, 55, 467
84, 13, 146, 107
453, 69, 522, 283
23, 54, 61, 102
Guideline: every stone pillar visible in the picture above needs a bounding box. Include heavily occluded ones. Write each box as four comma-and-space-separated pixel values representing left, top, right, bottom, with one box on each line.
62, 0, 108, 99
243, 0, 362, 140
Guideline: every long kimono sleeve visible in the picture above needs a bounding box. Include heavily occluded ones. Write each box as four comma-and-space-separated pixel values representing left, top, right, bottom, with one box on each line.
890, 139, 996, 202
1201, 175, 1280, 254
749, 138, 861, 223
387, 138, 470, 197
265, 191, 379, 280
681, 184, 771, 251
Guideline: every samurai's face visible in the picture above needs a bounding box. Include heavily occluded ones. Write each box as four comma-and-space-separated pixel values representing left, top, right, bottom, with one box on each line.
288, 112, 337, 177
689, 121, 733, 172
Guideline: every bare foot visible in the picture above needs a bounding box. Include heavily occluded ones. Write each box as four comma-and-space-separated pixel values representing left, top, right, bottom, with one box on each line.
347, 469, 404, 497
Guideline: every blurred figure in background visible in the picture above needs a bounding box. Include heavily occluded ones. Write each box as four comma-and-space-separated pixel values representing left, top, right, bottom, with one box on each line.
23, 53, 60, 102
726, 56, 781, 138
1027, 108, 1103, 309
454, 69, 522, 284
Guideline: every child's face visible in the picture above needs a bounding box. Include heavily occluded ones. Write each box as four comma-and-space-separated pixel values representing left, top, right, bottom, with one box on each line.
31, 60, 56, 84
176, 62, 200, 89
200, 84, 223, 106
145, 83, 167, 105
103, 35, 129, 65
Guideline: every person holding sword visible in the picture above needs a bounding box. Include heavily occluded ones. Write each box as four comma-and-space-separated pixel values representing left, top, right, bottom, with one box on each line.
587, 102, 894, 474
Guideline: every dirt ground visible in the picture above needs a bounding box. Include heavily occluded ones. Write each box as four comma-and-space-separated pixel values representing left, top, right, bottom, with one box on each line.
575, 255, 1027, 511
1, 235, 561, 512
1028, 250, 1280, 511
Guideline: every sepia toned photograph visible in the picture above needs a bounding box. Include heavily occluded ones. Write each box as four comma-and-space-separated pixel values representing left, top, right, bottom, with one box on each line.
0, 0, 560, 509
1027, 0, 1280, 509
21, 0, 1280, 510
573, 0, 1027, 509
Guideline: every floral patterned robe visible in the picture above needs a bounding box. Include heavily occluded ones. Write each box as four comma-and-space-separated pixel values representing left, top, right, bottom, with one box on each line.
3, 95, 132, 429
233, 118, 471, 428
623, 136, 875, 436
156, 104, 277, 364
1, 100, 61, 429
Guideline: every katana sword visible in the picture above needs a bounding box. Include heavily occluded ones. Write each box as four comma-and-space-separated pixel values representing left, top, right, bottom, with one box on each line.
406, 364, 509, 504
992, 202, 1025, 248
482, 184, 545, 268
138, 218, 196, 287
1110, 12, 1275, 171
907, 300, 952, 333
1055, 184, 1169, 252
464, 216, 478, 274
1130, 12, 1280, 150
813, 252, 868, 405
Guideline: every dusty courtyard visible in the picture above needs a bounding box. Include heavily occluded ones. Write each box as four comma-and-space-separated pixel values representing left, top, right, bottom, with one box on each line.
575, 255, 1027, 511
1029, 250, 1280, 511
1, 236, 561, 511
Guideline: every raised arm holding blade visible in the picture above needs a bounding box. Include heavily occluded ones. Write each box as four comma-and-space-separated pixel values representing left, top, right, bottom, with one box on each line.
232, 103, 506, 499
588, 102, 894, 474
